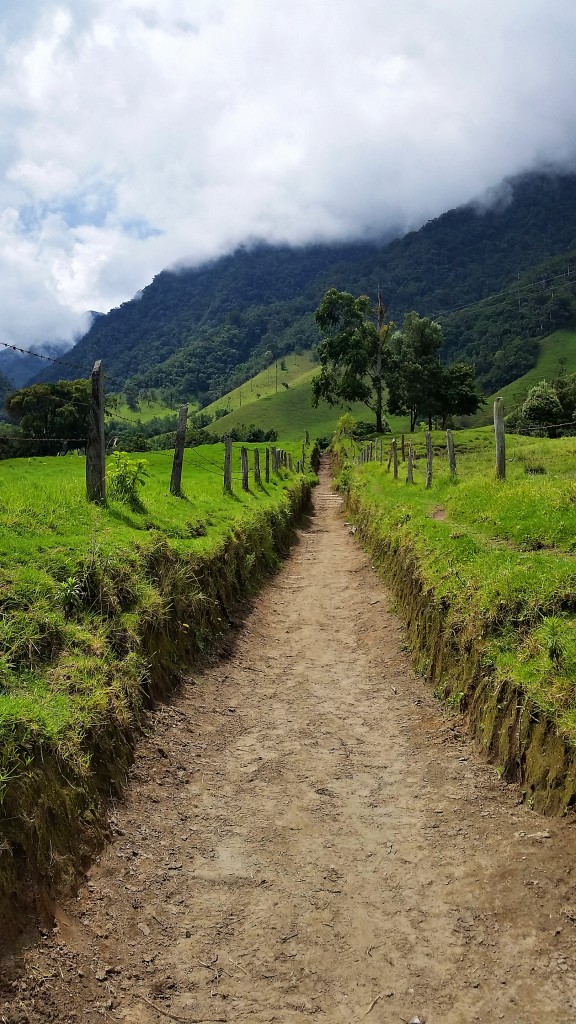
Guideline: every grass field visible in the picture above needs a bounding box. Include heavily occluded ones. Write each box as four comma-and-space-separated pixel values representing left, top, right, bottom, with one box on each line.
205, 352, 410, 440
473, 329, 576, 425
0, 443, 311, 776
108, 396, 182, 423
340, 428, 576, 752
203, 352, 318, 418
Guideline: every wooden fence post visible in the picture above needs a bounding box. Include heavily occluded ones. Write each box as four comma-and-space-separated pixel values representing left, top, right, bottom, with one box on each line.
392, 437, 398, 479
425, 431, 433, 489
406, 444, 414, 483
265, 447, 270, 483
446, 429, 457, 476
223, 437, 233, 492
494, 397, 506, 480
401, 434, 405, 461
387, 442, 394, 472
253, 447, 261, 485
170, 404, 188, 496
288, 453, 293, 471
271, 446, 277, 473
296, 460, 301, 473
302, 442, 306, 469
305, 429, 310, 445
86, 359, 106, 504
241, 447, 249, 491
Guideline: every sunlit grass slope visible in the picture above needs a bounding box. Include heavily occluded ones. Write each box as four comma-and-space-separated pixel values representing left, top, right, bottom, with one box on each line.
206, 353, 410, 440
203, 352, 318, 418
474, 329, 576, 424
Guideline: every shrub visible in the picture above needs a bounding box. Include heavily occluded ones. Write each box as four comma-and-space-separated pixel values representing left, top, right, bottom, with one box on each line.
108, 451, 149, 509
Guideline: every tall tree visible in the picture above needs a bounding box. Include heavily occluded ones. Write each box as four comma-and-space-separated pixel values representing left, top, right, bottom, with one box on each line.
386, 312, 444, 431
430, 363, 485, 427
4, 380, 90, 442
312, 289, 393, 433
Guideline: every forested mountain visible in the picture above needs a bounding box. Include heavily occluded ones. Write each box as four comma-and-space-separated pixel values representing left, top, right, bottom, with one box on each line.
37, 170, 576, 402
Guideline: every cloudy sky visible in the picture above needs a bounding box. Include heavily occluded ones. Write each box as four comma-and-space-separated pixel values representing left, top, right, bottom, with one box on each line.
1, 0, 576, 351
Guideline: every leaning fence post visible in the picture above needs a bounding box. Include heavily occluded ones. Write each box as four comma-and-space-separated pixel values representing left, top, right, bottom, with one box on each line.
392, 437, 398, 479
494, 397, 506, 480
253, 447, 261, 485
387, 442, 394, 472
240, 447, 249, 491
406, 444, 414, 483
170, 404, 188, 496
86, 359, 106, 503
265, 447, 270, 483
446, 429, 457, 476
223, 437, 233, 493
425, 431, 433, 489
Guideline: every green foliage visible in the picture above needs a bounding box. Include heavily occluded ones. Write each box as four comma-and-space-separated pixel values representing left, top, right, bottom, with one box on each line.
313, 289, 393, 432
540, 616, 565, 665
386, 312, 443, 430
107, 451, 149, 508
4, 379, 90, 446
521, 380, 563, 427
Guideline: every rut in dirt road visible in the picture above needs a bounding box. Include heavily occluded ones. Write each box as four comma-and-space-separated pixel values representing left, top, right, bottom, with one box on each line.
3, 464, 576, 1024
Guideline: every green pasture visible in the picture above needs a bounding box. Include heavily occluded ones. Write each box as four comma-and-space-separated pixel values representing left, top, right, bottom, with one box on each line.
203, 351, 318, 418
0, 443, 311, 773
342, 427, 576, 741
474, 329, 576, 425
206, 360, 410, 441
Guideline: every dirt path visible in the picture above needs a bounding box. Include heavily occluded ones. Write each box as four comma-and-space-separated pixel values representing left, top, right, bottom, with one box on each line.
3, 464, 576, 1023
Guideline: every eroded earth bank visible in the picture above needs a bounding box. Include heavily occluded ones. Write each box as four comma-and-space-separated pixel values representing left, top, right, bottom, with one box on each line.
2, 465, 576, 1023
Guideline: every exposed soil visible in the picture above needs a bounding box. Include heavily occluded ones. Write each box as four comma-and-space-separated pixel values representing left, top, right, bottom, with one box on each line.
3, 463, 576, 1023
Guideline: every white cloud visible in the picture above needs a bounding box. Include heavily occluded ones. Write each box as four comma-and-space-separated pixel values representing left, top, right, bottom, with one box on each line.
0, 0, 575, 350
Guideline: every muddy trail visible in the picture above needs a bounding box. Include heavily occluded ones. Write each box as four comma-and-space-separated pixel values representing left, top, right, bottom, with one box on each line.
3, 464, 576, 1023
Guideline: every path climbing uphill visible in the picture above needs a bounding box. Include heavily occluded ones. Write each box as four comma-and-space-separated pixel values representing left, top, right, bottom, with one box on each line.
3, 465, 576, 1023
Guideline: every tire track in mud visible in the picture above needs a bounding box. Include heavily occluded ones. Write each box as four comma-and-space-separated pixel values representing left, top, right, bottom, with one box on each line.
2, 463, 576, 1023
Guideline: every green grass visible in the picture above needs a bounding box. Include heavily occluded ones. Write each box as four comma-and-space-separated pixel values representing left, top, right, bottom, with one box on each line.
109, 396, 184, 424
342, 427, 576, 744
203, 352, 319, 418
0, 442, 312, 779
205, 351, 410, 441
473, 329, 576, 424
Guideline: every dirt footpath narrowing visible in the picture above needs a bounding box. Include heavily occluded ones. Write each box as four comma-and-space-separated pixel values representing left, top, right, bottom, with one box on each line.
2, 465, 576, 1024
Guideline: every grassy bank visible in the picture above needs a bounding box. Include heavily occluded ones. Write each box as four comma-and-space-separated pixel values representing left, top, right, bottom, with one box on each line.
0, 443, 313, 919
338, 428, 576, 813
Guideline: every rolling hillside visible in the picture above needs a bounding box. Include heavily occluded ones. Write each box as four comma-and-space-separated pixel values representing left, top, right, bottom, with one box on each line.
473, 328, 576, 424
204, 352, 410, 441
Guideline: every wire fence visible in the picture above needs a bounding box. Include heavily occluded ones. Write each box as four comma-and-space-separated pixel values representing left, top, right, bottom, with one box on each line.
0, 351, 312, 500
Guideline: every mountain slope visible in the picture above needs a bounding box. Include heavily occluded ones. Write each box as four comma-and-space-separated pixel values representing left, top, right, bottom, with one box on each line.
472, 329, 576, 424
37, 170, 576, 402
